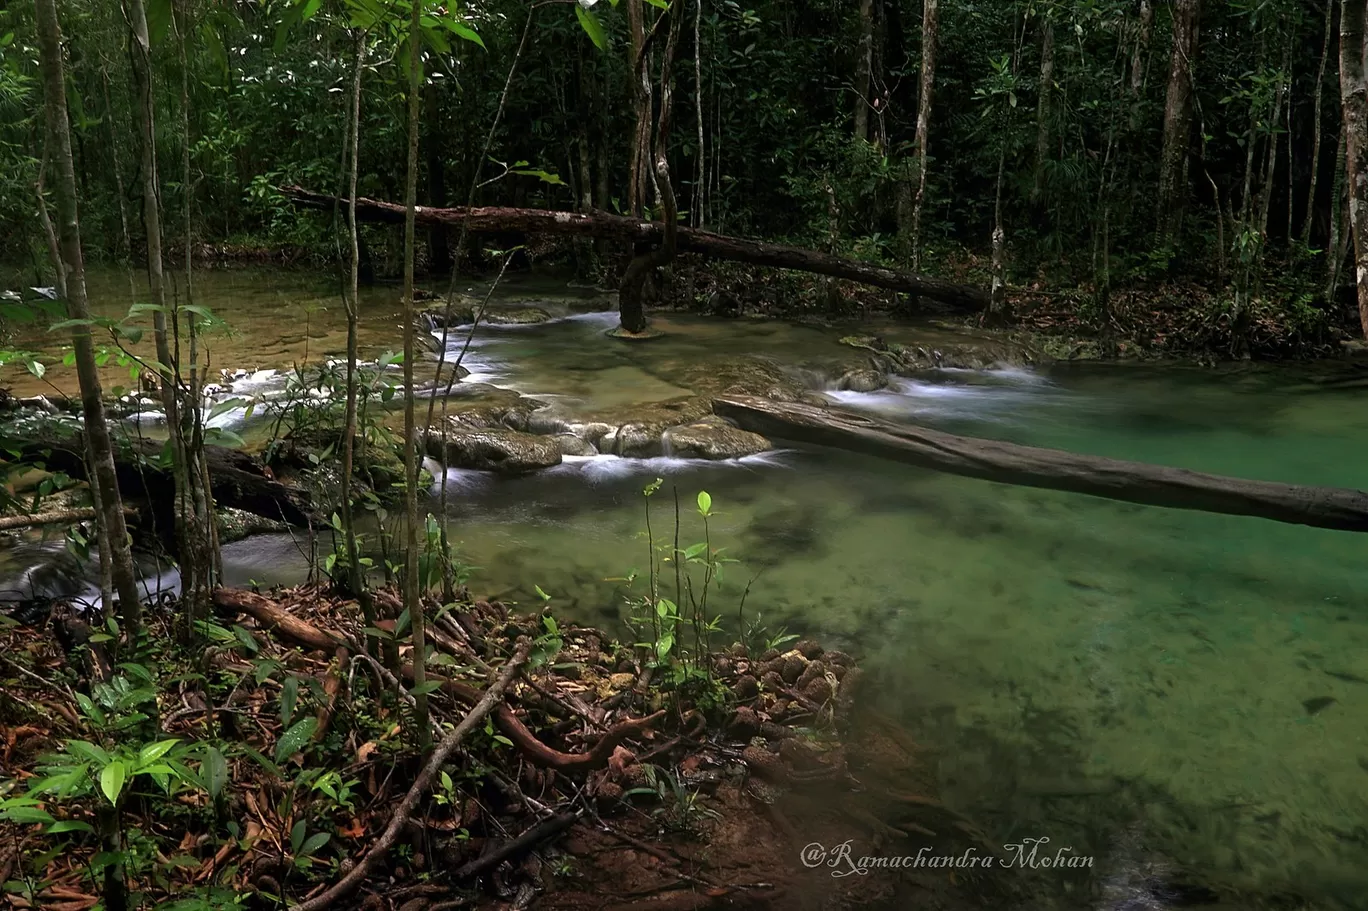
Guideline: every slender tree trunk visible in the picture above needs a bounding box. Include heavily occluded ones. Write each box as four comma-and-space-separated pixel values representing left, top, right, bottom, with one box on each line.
340, 32, 378, 655
1339, 0, 1368, 338
618, 0, 682, 333
854, 0, 874, 142
987, 144, 1008, 323
99, 64, 132, 261
402, 0, 431, 748
627, 0, 652, 218
910, 0, 937, 271
128, 0, 209, 633
1303, 0, 1337, 248
1032, 17, 1055, 203
1328, 121, 1349, 302
424, 82, 451, 276
693, 0, 706, 228
34, 0, 143, 638
1130, 0, 1154, 96
1156, 0, 1200, 244
177, 0, 220, 590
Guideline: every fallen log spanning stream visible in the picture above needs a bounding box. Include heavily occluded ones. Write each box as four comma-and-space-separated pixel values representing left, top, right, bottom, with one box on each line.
712, 395, 1368, 533
280, 186, 990, 312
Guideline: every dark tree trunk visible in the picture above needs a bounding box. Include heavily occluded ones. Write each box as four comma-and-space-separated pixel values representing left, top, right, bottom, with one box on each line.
1339, 0, 1368, 338
1156, 0, 1201, 243
713, 396, 1368, 534
34, 0, 145, 630
424, 82, 452, 276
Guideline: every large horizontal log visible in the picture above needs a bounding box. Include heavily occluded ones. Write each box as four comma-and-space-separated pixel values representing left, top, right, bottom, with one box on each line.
1, 431, 313, 531
712, 395, 1368, 533
280, 185, 989, 311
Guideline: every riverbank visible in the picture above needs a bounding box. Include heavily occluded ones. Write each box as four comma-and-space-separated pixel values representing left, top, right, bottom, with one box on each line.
0, 581, 1028, 911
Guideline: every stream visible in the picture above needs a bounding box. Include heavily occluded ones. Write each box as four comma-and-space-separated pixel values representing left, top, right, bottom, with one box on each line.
5, 266, 1368, 909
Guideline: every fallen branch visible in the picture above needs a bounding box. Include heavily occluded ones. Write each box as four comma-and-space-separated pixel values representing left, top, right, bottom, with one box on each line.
449, 810, 579, 881
714, 395, 1368, 533
213, 588, 667, 773
280, 186, 989, 311
288, 639, 531, 911
0, 508, 131, 532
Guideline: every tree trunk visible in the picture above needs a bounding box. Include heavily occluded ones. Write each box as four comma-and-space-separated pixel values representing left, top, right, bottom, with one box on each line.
1156, 0, 1200, 244
619, 0, 683, 334
1328, 122, 1349, 303
712, 395, 1368, 534
401, 0, 431, 750
1303, 0, 1336, 249
855, 0, 875, 142
910, 0, 937, 271
693, 0, 706, 228
424, 81, 452, 276
34, 0, 144, 631
1130, 0, 1154, 97
128, 0, 212, 630
1339, 0, 1368, 338
340, 31, 378, 648
627, 0, 653, 219
1031, 17, 1055, 203
986, 145, 1009, 323
282, 187, 991, 310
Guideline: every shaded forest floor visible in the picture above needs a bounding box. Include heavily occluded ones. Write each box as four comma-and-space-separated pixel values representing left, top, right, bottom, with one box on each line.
0, 582, 1030, 911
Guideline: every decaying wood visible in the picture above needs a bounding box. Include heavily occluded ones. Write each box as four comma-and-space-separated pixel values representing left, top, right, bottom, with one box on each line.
280, 186, 990, 311
288, 639, 531, 911
713, 395, 1368, 532
2, 431, 313, 529
0, 508, 130, 532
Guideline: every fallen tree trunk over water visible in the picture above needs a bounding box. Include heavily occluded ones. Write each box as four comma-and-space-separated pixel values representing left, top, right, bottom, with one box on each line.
280, 185, 989, 312
2, 432, 313, 531
713, 395, 1368, 533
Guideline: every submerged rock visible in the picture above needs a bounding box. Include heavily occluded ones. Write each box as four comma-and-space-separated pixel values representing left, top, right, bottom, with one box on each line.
553, 433, 597, 457
840, 332, 1044, 372
835, 367, 888, 392
485, 307, 553, 325
424, 427, 562, 474
663, 416, 770, 460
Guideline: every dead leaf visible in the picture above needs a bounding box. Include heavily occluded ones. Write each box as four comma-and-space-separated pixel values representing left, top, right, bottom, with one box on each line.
356, 741, 378, 763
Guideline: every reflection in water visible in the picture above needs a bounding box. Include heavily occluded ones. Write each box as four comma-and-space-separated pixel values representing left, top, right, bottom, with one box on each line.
5, 268, 1368, 908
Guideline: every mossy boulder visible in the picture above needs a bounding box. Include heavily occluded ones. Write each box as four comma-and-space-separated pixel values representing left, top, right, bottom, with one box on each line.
839, 331, 1044, 372
423, 427, 562, 474
484, 307, 553, 326
663, 416, 771, 460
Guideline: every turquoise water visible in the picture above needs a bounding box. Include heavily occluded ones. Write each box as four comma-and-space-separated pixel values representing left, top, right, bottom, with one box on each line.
6, 268, 1368, 907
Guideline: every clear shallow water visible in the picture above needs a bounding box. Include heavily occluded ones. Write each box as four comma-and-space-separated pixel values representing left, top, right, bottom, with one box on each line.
6, 268, 1368, 907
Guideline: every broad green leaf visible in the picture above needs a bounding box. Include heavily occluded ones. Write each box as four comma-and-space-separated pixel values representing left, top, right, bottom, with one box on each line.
65, 740, 111, 765
300, 0, 324, 20
138, 739, 180, 767
274, 718, 318, 762
202, 747, 228, 799
280, 675, 299, 726
643, 0, 669, 7
99, 761, 127, 805
696, 490, 712, 516
410, 681, 442, 696
1, 805, 56, 825
290, 818, 306, 855
45, 819, 95, 834
444, 17, 485, 49
299, 832, 330, 857
575, 5, 607, 51
682, 542, 708, 559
